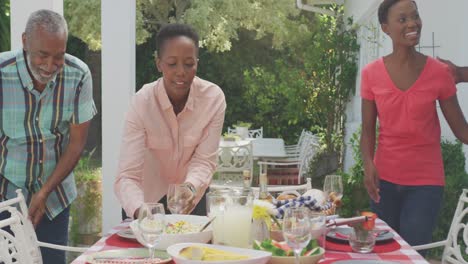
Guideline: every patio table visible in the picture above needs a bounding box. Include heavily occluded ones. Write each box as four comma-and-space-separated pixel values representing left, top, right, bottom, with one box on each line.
70, 219, 429, 264
219, 138, 287, 159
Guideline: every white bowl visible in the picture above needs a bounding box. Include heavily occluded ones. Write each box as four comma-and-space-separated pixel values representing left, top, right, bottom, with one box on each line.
268, 247, 325, 264
130, 214, 212, 250
167, 242, 272, 264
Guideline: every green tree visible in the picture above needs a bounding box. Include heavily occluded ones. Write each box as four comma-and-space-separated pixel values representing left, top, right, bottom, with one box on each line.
242, 7, 359, 151
0, 0, 10, 52
64, 0, 318, 53
64, 0, 151, 51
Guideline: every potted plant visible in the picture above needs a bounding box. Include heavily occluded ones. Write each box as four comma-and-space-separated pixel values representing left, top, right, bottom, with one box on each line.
70, 149, 102, 246
233, 121, 252, 139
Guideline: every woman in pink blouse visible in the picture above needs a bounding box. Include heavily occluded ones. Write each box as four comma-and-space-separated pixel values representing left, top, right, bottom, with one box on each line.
115, 24, 226, 219
360, 0, 468, 253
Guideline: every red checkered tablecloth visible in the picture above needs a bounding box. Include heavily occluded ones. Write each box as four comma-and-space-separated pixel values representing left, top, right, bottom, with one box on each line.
70, 219, 429, 264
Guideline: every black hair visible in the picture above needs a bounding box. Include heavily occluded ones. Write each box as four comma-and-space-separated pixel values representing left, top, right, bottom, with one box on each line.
155, 23, 199, 58
378, 0, 417, 24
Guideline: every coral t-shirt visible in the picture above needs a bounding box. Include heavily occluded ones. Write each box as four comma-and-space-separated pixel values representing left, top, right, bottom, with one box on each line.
360, 56, 457, 186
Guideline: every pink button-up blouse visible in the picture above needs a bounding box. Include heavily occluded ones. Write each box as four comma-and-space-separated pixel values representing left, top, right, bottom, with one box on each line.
115, 77, 226, 218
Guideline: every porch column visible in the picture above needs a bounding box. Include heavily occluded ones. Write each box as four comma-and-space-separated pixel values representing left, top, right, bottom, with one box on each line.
101, 0, 136, 232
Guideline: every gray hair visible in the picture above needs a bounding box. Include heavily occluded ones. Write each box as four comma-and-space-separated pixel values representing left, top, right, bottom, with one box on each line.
25, 9, 68, 38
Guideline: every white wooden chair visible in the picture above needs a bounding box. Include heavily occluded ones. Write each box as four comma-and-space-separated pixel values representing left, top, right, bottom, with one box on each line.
217, 178, 313, 199
0, 189, 89, 264
211, 142, 254, 189
227, 127, 264, 138
412, 189, 468, 264
248, 127, 263, 138
258, 138, 319, 185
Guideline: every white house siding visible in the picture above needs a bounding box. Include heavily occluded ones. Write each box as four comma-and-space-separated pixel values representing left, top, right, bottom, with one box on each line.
343, 0, 468, 173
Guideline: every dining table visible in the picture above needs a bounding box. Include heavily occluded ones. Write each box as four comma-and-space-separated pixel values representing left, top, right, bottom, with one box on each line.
219, 138, 287, 159
70, 218, 429, 264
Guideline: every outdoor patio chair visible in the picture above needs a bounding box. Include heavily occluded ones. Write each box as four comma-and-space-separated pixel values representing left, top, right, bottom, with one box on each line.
248, 127, 263, 138
412, 189, 468, 264
211, 142, 254, 189
227, 127, 264, 138
216, 178, 313, 199
258, 138, 319, 186
0, 189, 89, 264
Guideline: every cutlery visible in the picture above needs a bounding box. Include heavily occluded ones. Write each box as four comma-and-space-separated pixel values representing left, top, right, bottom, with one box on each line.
199, 217, 216, 232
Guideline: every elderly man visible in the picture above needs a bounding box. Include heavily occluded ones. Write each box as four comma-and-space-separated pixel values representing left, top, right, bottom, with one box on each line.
0, 9, 96, 263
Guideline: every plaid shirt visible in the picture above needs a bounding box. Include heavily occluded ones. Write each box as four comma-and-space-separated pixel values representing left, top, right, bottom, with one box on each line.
0, 49, 97, 219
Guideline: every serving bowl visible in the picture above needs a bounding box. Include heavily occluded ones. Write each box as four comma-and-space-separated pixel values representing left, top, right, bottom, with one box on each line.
130, 214, 212, 250
167, 242, 272, 264
268, 247, 325, 264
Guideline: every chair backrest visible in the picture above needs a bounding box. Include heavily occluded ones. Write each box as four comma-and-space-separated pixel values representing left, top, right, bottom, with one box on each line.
441, 189, 468, 264
297, 138, 320, 183
0, 206, 42, 264
248, 127, 263, 138
0, 189, 89, 258
216, 142, 254, 186
227, 127, 236, 134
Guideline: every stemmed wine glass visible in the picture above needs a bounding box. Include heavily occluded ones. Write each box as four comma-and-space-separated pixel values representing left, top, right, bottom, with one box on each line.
167, 183, 191, 214
138, 203, 166, 260
282, 207, 311, 264
323, 174, 343, 201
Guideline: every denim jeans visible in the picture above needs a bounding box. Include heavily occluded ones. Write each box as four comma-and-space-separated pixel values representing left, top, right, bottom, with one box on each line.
0, 206, 70, 264
371, 180, 443, 256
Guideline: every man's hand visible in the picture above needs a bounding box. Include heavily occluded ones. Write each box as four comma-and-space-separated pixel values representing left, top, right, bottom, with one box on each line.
28, 189, 49, 227
438, 57, 462, 84
363, 162, 380, 203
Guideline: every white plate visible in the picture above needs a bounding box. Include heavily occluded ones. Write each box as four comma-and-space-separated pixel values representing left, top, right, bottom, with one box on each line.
167, 242, 272, 264
130, 214, 213, 250
86, 248, 171, 264
327, 227, 394, 243
333, 260, 400, 264
117, 228, 136, 240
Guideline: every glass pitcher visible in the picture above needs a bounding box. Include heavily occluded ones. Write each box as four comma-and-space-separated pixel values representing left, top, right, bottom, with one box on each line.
207, 189, 253, 248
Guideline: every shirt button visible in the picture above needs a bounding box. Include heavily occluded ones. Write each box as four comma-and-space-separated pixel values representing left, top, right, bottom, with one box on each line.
39, 139, 43, 143
39, 160, 43, 164
35, 117, 39, 121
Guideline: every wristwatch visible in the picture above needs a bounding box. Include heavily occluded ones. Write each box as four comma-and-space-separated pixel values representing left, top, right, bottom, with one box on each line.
181, 182, 197, 196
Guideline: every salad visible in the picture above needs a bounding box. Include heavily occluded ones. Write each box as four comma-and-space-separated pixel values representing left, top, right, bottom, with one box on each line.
165, 220, 201, 234
253, 239, 321, 257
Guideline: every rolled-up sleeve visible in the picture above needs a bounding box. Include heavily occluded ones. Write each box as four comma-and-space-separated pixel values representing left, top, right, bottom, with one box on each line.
114, 97, 147, 218
185, 92, 226, 205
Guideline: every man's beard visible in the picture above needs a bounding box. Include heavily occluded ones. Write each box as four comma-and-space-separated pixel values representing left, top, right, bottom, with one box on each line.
26, 53, 60, 84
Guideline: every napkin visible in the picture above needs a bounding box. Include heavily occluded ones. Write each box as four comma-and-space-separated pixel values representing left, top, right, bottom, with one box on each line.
105, 233, 143, 248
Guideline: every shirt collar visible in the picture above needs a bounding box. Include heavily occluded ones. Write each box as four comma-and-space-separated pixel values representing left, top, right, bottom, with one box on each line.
16, 49, 58, 91
156, 77, 197, 112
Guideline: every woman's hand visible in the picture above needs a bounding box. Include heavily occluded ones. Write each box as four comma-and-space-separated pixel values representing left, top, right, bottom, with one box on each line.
364, 162, 380, 203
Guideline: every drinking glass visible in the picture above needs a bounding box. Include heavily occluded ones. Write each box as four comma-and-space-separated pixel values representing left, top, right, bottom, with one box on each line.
309, 211, 326, 248
138, 203, 166, 260
323, 174, 343, 201
348, 229, 376, 253
282, 207, 311, 264
167, 183, 192, 214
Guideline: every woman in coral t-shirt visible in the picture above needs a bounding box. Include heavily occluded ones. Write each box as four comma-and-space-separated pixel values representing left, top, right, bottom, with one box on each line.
360, 0, 468, 252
